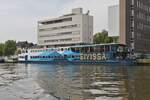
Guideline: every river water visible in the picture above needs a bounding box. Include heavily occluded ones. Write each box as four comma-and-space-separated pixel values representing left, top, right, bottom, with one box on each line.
0, 63, 150, 100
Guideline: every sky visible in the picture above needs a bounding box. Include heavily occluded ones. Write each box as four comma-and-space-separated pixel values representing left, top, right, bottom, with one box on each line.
0, 0, 119, 43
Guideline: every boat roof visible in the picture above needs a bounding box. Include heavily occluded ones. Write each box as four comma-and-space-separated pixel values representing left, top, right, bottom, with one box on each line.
24, 43, 125, 50
69, 43, 126, 48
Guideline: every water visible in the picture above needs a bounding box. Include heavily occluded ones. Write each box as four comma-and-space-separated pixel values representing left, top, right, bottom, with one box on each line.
0, 63, 150, 100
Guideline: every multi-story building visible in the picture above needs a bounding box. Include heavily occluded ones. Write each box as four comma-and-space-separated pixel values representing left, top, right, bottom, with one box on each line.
108, 5, 119, 37
37, 8, 93, 47
120, 0, 150, 54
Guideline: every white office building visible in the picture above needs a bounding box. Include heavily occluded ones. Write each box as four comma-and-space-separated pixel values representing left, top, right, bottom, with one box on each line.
38, 8, 93, 47
108, 5, 119, 37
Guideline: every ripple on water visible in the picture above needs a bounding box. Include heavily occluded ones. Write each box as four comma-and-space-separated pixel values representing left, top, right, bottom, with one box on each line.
0, 64, 150, 100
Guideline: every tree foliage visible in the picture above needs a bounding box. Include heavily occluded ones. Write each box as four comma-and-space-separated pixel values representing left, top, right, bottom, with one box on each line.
0, 43, 4, 56
4, 40, 17, 56
15, 48, 21, 55
93, 30, 113, 44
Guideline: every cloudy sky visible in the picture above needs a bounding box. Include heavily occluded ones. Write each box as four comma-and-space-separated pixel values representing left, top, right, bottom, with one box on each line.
0, 0, 118, 43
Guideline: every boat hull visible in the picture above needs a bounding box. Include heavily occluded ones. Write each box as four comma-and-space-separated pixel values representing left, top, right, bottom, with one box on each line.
19, 59, 136, 66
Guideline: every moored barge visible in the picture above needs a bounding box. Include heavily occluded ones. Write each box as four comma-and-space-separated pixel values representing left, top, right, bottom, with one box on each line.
18, 43, 136, 66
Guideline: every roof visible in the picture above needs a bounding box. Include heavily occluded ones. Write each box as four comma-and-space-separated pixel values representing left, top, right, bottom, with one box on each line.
69, 43, 126, 48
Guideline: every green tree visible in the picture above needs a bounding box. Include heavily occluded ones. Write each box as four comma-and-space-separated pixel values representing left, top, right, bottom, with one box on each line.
4, 40, 17, 56
93, 30, 113, 44
15, 48, 21, 55
0, 43, 4, 56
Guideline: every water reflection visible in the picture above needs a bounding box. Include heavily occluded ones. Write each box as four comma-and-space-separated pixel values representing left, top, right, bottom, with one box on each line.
35, 64, 150, 100
0, 63, 29, 86
0, 64, 150, 100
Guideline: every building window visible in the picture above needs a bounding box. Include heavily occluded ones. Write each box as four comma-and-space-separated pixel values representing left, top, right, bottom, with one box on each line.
39, 17, 72, 25
39, 24, 79, 32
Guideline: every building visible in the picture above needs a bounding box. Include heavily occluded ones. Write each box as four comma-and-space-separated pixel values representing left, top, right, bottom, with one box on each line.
120, 0, 150, 54
16, 41, 35, 49
37, 8, 93, 47
108, 5, 119, 37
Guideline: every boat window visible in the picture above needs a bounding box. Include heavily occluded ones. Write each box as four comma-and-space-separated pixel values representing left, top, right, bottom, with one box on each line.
60, 56, 63, 59
75, 55, 77, 58
100, 46, 104, 52
105, 45, 110, 52
64, 55, 67, 58
20, 56, 24, 58
72, 55, 75, 58
57, 56, 60, 59
68, 48, 70, 50
61, 48, 64, 51
64, 48, 67, 51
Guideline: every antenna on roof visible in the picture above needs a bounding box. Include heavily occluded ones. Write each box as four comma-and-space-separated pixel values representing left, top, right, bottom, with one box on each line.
86, 10, 90, 15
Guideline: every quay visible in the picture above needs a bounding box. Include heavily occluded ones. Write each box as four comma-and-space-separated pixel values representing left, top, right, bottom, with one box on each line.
137, 59, 150, 66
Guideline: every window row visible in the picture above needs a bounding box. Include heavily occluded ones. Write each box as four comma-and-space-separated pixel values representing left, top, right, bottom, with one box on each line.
19, 56, 25, 58
39, 31, 80, 38
44, 38, 73, 43
30, 48, 70, 53
137, 11, 150, 22
39, 24, 79, 32
137, 1, 150, 12
39, 18, 72, 25
30, 55, 79, 59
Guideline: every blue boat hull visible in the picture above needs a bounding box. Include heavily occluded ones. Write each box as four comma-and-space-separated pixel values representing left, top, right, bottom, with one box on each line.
19, 59, 136, 66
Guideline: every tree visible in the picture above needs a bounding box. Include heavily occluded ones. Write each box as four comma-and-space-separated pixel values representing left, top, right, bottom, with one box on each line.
4, 40, 17, 56
93, 30, 113, 44
0, 43, 4, 56
15, 48, 21, 55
